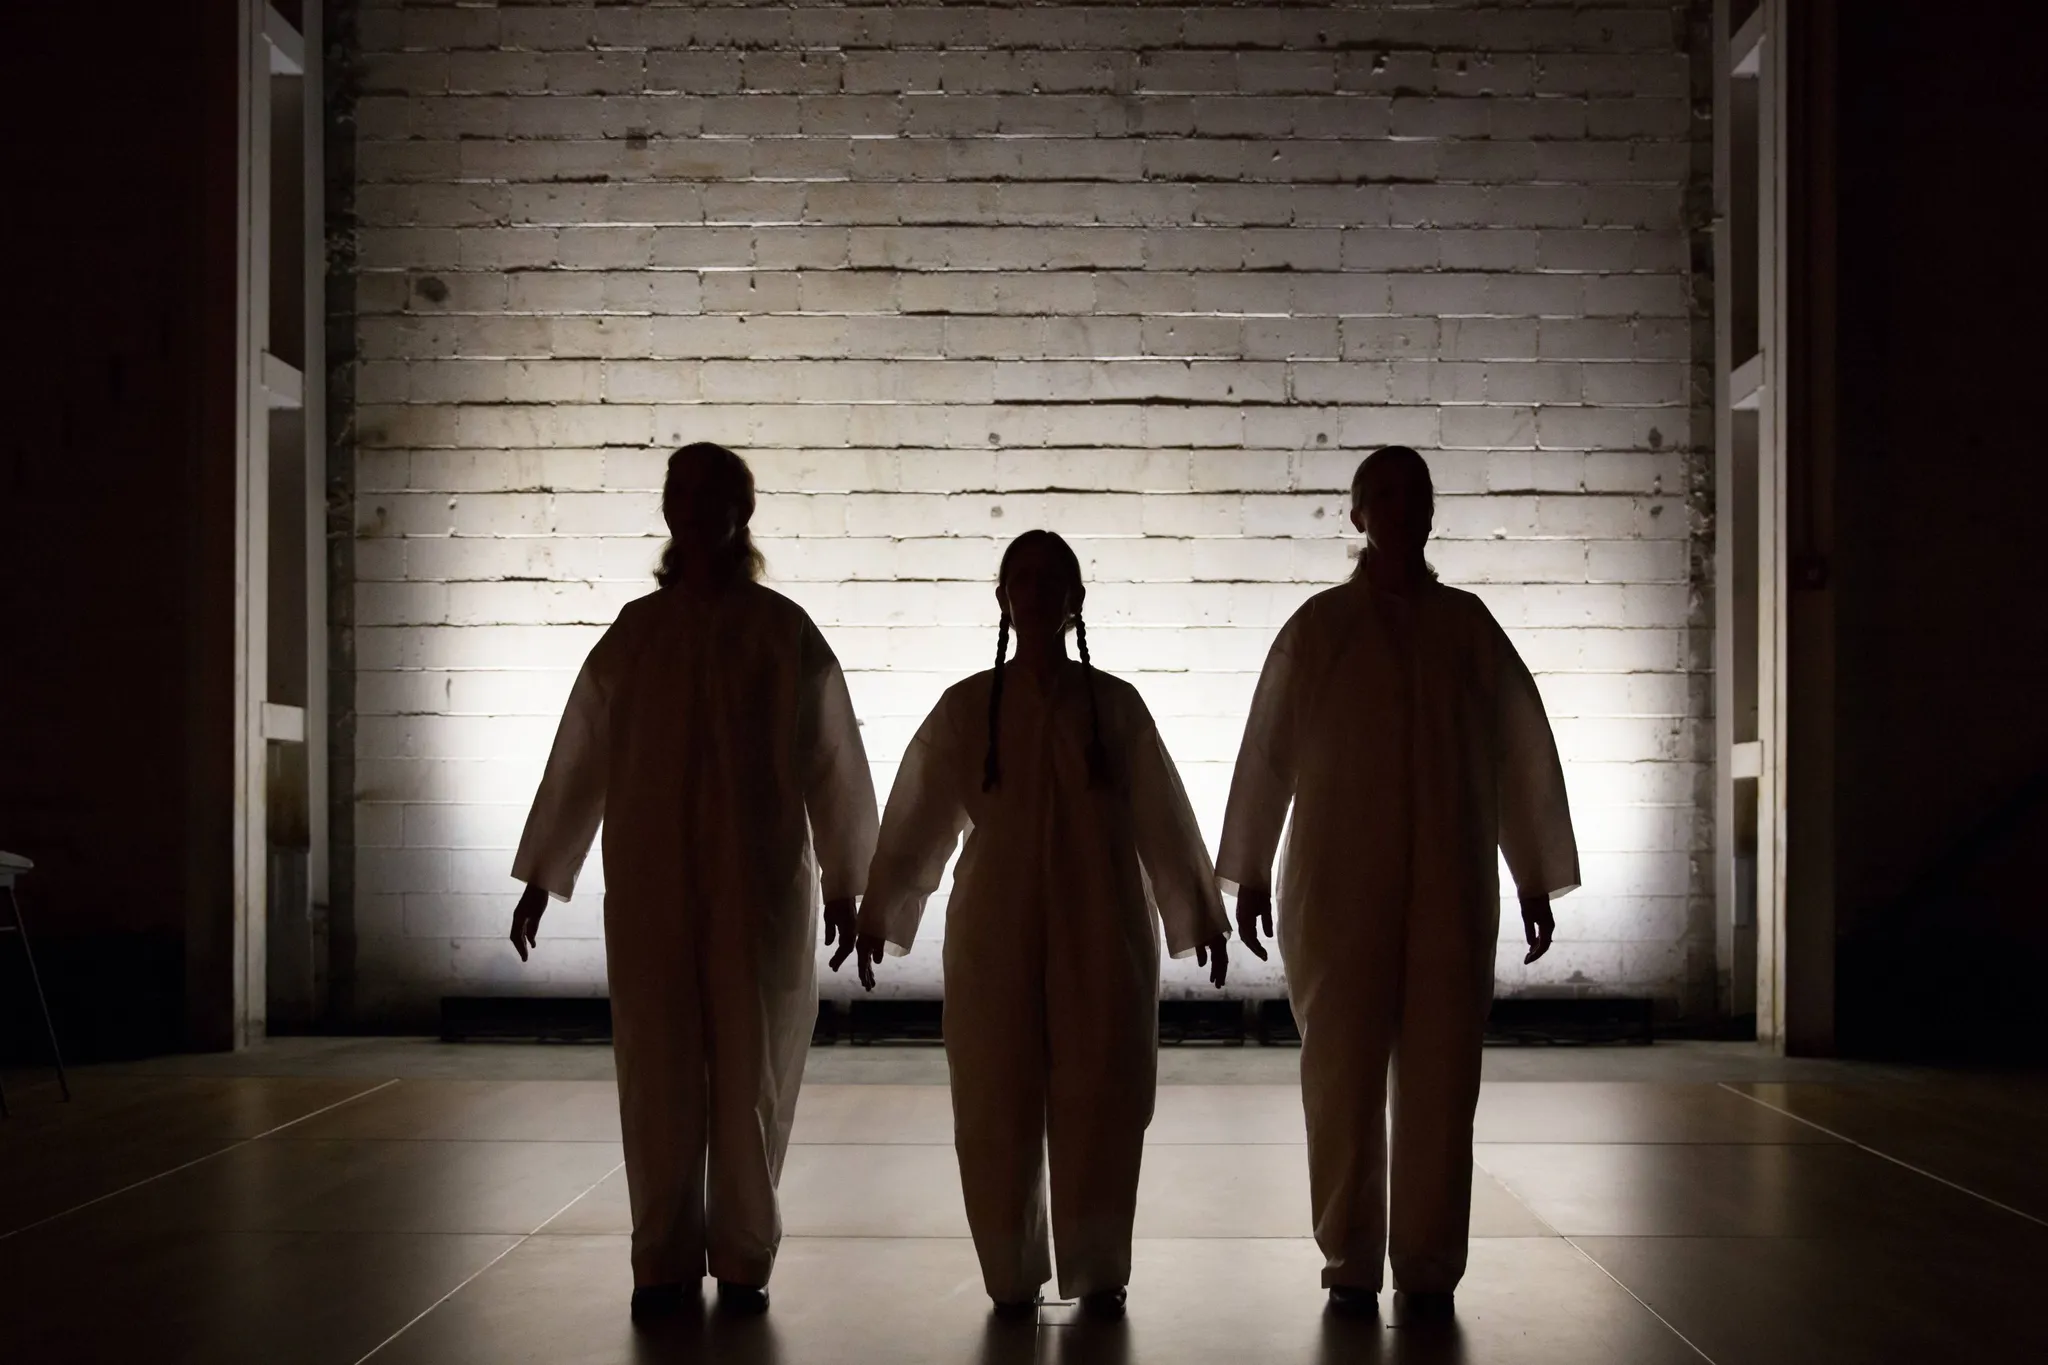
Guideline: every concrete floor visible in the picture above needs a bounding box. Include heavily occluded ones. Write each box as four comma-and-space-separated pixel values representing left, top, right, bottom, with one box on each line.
2, 1041, 2043, 1364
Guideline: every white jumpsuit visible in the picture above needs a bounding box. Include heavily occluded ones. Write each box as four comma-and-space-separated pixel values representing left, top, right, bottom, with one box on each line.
860, 663, 1228, 1302
512, 583, 878, 1288
1217, 576, 1578, 1294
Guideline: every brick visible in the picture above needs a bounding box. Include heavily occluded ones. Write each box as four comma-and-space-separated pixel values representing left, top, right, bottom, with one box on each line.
1536, 406, 1672, 452
1584, 273, 1689, 317
1441, 406, 1538, 451
1247, 319, 1342, 361
1389, 273, 1491, 317
1335, 406, 1443, 450
1583, 361, 1689, 406
1290, 362, 1392, 405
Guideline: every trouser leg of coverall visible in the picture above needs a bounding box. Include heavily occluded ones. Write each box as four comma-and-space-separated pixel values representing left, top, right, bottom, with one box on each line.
946, 985, 1052, 1302
1291, 926, 1404, 1291
1386, 932, 1491, 1294
612, 935, 710, 1287
701, 903, 810, 1289
1044, 985, 1151, 1299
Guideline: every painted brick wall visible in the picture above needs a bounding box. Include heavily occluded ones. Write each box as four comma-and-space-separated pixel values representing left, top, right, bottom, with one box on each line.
342, 0, 1714, 1025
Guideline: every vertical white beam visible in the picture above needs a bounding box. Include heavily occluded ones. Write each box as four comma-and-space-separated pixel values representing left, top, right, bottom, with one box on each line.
1756, 0, 1790, 1051
230, 0, 253, 1050
238, 0, 273, 1047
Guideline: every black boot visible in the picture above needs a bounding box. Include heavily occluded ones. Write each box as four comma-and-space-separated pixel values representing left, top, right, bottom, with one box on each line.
990, 1296, 1039, 1321
716, 1281, 770, 1315
1080, 1287, 1128, 1320
1396, 1290, 1455, 1322
629, 1282, 693, 1323
1326, 1285, 1379, 1317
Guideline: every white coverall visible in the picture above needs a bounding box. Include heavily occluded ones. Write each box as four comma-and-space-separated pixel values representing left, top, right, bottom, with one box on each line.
1216, 577, 1578, 1294
860, 663, 1228, 1302
512, 584, 878, 1288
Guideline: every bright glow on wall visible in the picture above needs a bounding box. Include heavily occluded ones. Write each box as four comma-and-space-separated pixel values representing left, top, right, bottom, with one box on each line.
347, 0, 1711, 1022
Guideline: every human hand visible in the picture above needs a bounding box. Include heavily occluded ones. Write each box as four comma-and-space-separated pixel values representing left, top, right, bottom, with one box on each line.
1195, 933, 1230, 989
855, 933, 887, 992
1235, 886, 1273, 961
1519, 893, 1555, 964
824, 897, 859, 972
510, 883, 548, 962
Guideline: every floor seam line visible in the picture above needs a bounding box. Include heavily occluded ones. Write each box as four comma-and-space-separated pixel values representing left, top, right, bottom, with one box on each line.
1473, 1151, 1719, 1364
529, 1159, 627, 1235
0, 1077, 402, 1244
1716, 1083, 2048, 1229
351, 1157, 625, 1364
1557, 1234, 1722, 1364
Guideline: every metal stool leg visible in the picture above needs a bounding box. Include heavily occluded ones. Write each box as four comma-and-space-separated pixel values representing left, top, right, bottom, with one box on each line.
5, 886, 68, 1102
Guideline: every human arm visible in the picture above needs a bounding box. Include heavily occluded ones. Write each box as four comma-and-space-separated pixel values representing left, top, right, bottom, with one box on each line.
510, 882, 549, 961
1518, 891, 1555, 964
507, 649, 612, 958
1494, 621, 1580, 964
798, 625, 882, 973
1214, 618, 1303, 962
1127, 696, 1231, 988
851, 697, 970, 989
1234, 887, 1274, 964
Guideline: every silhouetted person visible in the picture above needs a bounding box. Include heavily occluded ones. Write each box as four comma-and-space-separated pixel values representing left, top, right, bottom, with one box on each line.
1217, 446, 1579, 1319
508, 443, 879, 1321
849, 530, 1229, 1320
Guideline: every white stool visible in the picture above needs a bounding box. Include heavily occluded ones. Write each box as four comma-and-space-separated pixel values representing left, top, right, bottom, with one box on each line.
0, 851, 69, 1115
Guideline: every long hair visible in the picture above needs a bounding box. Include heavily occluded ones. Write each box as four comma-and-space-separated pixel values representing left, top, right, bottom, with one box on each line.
655, 442, 766, 588
982, 530, 1111, 793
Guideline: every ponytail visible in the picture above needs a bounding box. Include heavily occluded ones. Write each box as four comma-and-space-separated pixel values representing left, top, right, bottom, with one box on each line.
982, 613, 1011, 792
1073, 615, 1110, 790
655, 442, 766, 589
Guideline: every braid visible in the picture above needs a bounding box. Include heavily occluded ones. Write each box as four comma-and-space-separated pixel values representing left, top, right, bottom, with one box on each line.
1074, 614, 1111, 789
982, 613, 1011, 792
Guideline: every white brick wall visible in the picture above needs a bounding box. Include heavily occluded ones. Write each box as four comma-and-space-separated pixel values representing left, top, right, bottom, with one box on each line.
345, 0, 1714, 1023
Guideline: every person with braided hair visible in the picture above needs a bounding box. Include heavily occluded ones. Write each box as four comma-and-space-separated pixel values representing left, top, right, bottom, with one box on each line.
844, 529, 1230, 1321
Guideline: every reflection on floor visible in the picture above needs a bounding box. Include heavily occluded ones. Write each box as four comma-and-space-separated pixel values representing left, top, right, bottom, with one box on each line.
1, 1042, 2043, 1364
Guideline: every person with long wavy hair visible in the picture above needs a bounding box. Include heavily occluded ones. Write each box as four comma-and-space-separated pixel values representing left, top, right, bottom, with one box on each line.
846, 529, 1230, 1322
507, 442, 878, 1322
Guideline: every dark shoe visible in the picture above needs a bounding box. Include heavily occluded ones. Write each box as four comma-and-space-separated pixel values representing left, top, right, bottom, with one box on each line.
1080, 1287, 1128, 1320
716, 1280, 770, 1315
630, 1282, 692, 1322
990, 1297, 1039, 1321
1326, 1285, 1379, 1317
1396, 1290, 1455, 1322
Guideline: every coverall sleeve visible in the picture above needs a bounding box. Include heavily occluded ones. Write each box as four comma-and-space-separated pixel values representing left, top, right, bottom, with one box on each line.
1215, 613, 1304, 895
1494, 623, 1582, 899
510, 646, 611, 902
1127, 695, 1231, 959
799, 623, 881, 902
858, 695, 970, 956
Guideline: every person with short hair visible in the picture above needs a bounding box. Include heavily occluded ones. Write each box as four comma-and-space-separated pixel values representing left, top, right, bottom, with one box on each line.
849, 529, 1229, 1321
508, 443, 879, 1321
1218, 445, 1580, 1320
